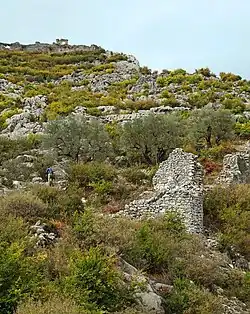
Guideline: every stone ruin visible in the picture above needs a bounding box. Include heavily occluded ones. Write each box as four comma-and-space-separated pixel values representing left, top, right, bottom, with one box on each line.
121, 148, 204, 233
217, 146, 250, 185
0, 40, 101, 53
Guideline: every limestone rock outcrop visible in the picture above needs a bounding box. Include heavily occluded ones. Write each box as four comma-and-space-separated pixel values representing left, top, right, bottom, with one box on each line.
217, 144, 250, 185
2, 95, 47, 138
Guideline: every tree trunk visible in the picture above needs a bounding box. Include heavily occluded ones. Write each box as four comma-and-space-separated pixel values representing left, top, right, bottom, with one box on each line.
157, 147, 166, 163
143, 146, 152, 165
206, 125, 212, 148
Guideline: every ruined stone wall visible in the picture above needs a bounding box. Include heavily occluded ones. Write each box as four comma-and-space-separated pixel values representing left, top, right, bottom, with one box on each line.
0, 41, 101, 53
121, 148, 204, 233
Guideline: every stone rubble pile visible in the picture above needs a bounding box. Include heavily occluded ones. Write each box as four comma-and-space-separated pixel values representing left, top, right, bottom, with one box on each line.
30, 220, 57, 247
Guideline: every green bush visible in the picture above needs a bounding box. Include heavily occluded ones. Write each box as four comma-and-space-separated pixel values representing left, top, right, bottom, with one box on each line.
222, 98, 246, 114
220, 72, 242, 82
164, 278, 223, 314
204, 185, 250, 258
64, 247, 133, 311
187, 92, 210, 108
68, 162, 117, 189
0, 137, 36, 164
121, 167, 150, 185
0, 192, 48, 222
199, 142, 236, 161
31, 185, 84, 219
234, 121, 250, 139
86, 107, 102, 116
0, 214, 28, 247
16, 297, 88, 314
124, 213, 187, 273
0, 240, 47, 314
195, 67, 214, 77
2, 159, 34, 183
0, 108, 21, 129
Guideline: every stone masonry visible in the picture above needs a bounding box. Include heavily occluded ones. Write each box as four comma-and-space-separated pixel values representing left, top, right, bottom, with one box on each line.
121, 148, 204, 233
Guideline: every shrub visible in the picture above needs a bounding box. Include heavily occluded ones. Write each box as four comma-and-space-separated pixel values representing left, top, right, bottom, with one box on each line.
0, 137, 37, 164
16, 297, 87, 314
186, 74, 203, 84
187, 92, 210, 108
0, 241, 48, 314
0, 108, 21, 129
222, 98, 246, 114
199, 142, 236, 161
86, 107, 102, 116
124, 214, 187, 273
234, 121, 250, 139
200, 158, 221, 175
0, 192, 47, 222
68, 161, 117, 189
204, 185, 250, 258
31, 185, 84, 219
121, 167, 150, 185
164, 278, 223, 314
0, 214, 28, 247
140, 66, 151, 75
220, 72, 242, 82
2, 158, 34, 183
195, 67, 214, 77
64, 247, 133, 311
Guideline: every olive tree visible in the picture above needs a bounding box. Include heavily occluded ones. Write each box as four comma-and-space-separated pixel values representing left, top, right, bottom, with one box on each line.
43, 115, 112, 162
119, 113, 184, 165
187, 108, 235, 149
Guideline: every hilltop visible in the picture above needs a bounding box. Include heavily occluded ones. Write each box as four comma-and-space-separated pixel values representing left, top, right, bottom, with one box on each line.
1, 39, 250, 138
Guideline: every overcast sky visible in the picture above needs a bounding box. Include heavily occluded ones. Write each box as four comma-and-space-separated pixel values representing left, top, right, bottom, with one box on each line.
1, 0, 249, 77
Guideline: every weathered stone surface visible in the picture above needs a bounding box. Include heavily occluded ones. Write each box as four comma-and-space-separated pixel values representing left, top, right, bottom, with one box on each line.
119, 148, 204, 233
16, 154, 37, 163
30, 220, 57, 247
119, 259, 165, 314
1, 95, 47, 138
136, 291, 164, 314
217, 147, 250, 185
0, 40, 101, 54
32, 176, 44, 184
220, 296, 249, 314
0, 78, 23, 96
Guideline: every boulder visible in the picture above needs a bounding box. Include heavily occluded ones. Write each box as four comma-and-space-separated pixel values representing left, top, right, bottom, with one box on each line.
217, 150, 250, 185
119, 259, 165, 314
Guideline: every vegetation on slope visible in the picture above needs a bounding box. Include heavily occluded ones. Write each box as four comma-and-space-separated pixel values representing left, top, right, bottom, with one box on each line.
0, 46, 250, 313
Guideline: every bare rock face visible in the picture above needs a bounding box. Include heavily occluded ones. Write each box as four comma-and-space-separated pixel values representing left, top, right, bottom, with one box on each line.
120, 148, 204, 233
1, 95, 47, 138
217, 151, 250, 185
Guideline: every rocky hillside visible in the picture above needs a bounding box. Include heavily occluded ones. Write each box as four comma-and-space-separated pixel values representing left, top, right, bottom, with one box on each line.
1, 39, 250, 138
1, 40, 250, 314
